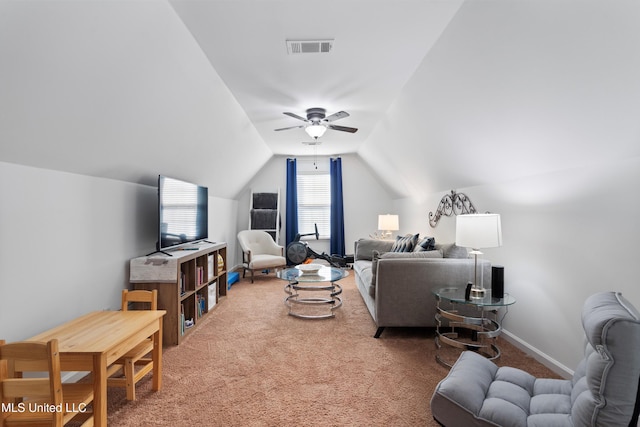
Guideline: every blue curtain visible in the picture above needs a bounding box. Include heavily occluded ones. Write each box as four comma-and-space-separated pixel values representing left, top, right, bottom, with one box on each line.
285, 158, 298, 249
330, 157, 345, 256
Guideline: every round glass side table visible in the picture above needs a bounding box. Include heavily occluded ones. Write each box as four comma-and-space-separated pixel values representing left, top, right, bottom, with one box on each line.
433, 287, 516, 367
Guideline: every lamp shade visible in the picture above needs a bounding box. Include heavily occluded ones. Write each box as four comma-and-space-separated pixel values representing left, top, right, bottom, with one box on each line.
378, 214, 399, 231
456, 214, 502, 249
305, 124, 327, 139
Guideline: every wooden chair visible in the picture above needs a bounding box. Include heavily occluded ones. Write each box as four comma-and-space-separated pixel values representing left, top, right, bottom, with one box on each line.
106, 289, 157, 400
0, 339, 94, 427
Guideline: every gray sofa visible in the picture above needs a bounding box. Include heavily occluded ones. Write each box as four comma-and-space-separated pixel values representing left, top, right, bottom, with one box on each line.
353, 238, 491, 338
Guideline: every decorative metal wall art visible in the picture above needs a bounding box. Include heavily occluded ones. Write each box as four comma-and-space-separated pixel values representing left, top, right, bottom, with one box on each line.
428, 190, 478, 228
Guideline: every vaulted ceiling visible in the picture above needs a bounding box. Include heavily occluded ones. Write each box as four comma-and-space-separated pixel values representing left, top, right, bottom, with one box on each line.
1, 1, 639, 200
169, 0, 464, 157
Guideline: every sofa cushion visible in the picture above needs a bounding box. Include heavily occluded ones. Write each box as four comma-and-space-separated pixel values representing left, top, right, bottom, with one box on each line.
380, 251, 443, 260
436, 243, 469, 258
355, 239, 394, 261
432, 351, 574, 427
248, 254, 287, 269
370, 250, 443, 295
354, 260, 374, 298
414, 236, 436, 252
391, 233, 419, 252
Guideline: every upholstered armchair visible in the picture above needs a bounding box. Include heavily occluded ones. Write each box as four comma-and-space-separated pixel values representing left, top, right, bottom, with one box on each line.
430, 291, 640, 427
237, 230, 287, 283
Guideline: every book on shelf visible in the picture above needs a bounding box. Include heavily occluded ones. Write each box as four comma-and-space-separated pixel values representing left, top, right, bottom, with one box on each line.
196, 266, 204, 285
180, 303, 185, 336
196, 294, 206, 318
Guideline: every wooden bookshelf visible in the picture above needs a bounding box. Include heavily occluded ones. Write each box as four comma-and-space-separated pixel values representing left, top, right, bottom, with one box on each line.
130, 242, 227, 346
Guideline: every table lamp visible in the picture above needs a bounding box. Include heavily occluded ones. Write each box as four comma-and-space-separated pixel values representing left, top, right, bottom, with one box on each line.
455, 213, 502, 298
378, 214, 399, 240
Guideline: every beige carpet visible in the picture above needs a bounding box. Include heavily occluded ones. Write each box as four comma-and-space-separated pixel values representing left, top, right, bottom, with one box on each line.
106, 271, 558, 426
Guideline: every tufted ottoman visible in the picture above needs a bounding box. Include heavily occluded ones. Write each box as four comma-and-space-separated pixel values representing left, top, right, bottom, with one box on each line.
430, 291, 640, 427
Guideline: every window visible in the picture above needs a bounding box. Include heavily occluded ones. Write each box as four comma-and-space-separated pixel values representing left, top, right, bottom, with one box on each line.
297, 172, 330, 239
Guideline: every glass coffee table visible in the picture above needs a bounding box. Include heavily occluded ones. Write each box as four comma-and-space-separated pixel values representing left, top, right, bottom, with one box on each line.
433, 287, 516, 367
277, 265, 348, 319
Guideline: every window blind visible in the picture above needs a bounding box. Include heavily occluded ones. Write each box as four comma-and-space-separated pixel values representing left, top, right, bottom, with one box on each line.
296, 173, 330, 239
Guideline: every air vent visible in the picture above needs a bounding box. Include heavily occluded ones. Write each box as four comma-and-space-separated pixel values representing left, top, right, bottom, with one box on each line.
286, 39, 333, 55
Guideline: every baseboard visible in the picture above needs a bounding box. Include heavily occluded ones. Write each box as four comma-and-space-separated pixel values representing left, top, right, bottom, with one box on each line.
501, 329, 574, 379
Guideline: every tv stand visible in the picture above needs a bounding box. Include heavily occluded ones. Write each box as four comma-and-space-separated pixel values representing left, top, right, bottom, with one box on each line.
146, 240, 216, 256
130, 242, 227, 345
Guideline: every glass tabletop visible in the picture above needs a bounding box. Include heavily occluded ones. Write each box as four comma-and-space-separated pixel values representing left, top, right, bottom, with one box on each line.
434, 287, 516, 307
277, 265, 349, 283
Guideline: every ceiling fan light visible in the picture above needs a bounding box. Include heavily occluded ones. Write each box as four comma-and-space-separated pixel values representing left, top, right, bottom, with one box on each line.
305, 124, 327, 139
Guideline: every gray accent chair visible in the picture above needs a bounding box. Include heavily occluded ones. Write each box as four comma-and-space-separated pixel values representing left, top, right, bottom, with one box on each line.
430, 291, 640, 427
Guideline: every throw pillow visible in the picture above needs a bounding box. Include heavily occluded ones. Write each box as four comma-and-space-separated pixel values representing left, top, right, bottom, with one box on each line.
413, 237, 436, 252
371, 250, 443, 289
391, 233, 419, 252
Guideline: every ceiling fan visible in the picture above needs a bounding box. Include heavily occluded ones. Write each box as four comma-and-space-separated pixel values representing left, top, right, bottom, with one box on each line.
274, 107, 358, 139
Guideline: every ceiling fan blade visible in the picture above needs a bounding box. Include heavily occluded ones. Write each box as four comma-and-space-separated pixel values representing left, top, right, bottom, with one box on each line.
274, 125, 305, 131
324, 111, 350, 122
283, 112, 308, 122
328, 124, 358, 133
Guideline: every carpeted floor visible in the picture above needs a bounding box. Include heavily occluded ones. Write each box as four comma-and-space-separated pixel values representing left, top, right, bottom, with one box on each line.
106, 271, 558, 426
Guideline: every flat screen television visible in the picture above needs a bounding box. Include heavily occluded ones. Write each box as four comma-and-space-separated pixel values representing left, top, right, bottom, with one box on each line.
157, 175, 208, 251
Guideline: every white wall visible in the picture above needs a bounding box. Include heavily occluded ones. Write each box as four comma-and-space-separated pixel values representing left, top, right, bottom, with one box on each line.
0, 161, 238, 343
209, 195, 239, 269
0, 0, 272, 198
357, 0, 640, 375
236, 153, 395, 264
393, 157, 640, 373
0, 1, 256, 342
360, 1, 640, 201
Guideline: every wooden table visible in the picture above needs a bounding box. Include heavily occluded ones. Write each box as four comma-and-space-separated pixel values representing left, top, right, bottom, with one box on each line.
27, 310, 166, 427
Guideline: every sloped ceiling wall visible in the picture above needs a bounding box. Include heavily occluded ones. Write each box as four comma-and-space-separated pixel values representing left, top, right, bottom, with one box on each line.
0, 0, 272, 198
168, 0, 465, 158
2, 1, 639, 202
360, 0, 640, 201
